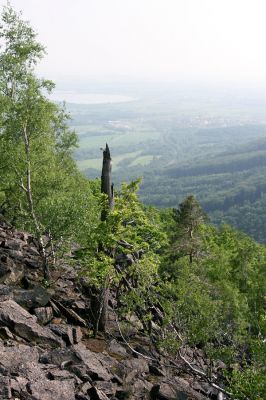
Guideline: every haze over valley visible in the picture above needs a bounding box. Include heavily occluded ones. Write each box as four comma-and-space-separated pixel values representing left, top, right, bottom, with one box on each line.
6, 0, 266, 243
57, 82, 266, 243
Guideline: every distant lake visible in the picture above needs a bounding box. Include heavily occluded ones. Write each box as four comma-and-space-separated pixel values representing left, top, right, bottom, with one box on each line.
50, 91, 135, 104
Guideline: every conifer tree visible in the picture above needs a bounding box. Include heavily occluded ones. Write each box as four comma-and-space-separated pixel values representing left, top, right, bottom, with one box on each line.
171, 195, 207, 263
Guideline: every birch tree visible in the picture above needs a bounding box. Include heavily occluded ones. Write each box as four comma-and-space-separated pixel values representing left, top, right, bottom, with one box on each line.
0, 5, 95, 279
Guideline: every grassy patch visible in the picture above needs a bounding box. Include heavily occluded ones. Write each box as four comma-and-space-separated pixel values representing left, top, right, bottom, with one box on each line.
77, 150, 143, 171
130, 155, 154, 166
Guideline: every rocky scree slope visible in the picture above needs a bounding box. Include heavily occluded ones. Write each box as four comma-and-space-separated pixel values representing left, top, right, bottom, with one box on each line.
0, 220, 222, 400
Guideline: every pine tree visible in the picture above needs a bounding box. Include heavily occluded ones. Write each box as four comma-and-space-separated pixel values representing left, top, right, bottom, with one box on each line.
171, 195, 207, 263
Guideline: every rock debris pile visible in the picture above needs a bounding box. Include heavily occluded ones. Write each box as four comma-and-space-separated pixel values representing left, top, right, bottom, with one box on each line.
0, 220, 214, 399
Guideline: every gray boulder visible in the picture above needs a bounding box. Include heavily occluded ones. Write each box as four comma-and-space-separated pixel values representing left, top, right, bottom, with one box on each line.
0, 343, 39, 371
34, 306, 53, 325
0, 376, 11, 399
40, 343, 113, 382
0, 300, 63, 347
27, 379, 75, 400
0, 254, 24, 284
13, 286, 52, 309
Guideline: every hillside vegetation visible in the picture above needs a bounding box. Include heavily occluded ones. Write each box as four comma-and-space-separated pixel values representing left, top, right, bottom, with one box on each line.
0, 5, 265, 399
68, 89, 266, 243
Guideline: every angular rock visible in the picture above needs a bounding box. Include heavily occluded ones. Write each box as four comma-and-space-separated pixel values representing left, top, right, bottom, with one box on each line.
0, 255, 24, 284
46, 367, 79, 382
72, 300, 86, 312
119, 358, 149, 383
16, 231, 31, 242
80, 381, 92, 394
75, 395, 90, 400
39, 348, 81, 366
115, 253, 135, 267
25, 245, 40, 256
69, 364, 91, 382
0, 343, 39, 371
5, 248, 24, 261
150, 380, 206, 400
149, 363, 166, 377
24, 257, 40, 269
172, 376, 207, 400
0, 222, 222, 400
131, 378, 152, 399
108, 339, 127, 357
150, 383, 179, 400
0, 284, 12, 301
34, 307, 53, 325
73, 326, 83, 344
18, 361, 47, 383
88, 386, 109, 400
111, 374, 123, 385
0, 346, 50, 392
51, 299, 87, 327
27, 379, 75, 400
0, 326, 14, 340
0, 230, 7, 239
0, 300, 63, 347
73, 344, 113, 381
0, 259, 12, 277
0, 238, 23, 251
49, 323, 74, 345
95, 381, 117, 396
194, 381, 219, 398
10, 376, 29, 397
115, 387, 133, 399
13, 286, 52, 309
134, 343, 154, 358
0, 376, 11, 399
41, 344, 114, 382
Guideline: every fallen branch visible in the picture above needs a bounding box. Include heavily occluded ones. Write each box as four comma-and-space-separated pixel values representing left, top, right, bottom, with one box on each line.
113, 307, 233, 399
51, 298, 87, 327
115, 312, 155, 361
117, 239, 134, 249
177, 351, 232, 398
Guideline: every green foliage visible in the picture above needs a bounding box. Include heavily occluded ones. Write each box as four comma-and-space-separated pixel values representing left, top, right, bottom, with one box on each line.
227, 366, 266, 400
80, 180, 165, 314
69, 85, 266, 243
159, 214, 266, 398
0, 5, 98, 245
160, 196, 206, 279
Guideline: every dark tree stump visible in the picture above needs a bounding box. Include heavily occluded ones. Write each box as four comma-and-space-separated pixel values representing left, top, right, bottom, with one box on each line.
93, 144, 114, 336
101, 144, 114, 221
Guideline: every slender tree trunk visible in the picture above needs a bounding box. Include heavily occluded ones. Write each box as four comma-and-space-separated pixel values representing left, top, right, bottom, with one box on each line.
22, 124, 50, 280
92, 277, 109, 337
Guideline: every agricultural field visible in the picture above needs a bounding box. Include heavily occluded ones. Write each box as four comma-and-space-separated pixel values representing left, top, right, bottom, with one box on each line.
64, 84, 266, 242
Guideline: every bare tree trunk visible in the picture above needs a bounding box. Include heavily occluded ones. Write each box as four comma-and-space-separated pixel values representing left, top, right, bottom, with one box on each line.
47, 229, 56, 267
21, 124, 50, 281
92, 278, 109, 336
93, 144, 114, 336
101, 143, 114, 220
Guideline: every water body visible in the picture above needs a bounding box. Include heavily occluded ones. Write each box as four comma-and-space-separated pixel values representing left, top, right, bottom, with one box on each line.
50, 91, 135, 104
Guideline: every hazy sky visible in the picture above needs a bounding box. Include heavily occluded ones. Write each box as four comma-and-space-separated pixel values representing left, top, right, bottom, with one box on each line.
1, 0, 266, 87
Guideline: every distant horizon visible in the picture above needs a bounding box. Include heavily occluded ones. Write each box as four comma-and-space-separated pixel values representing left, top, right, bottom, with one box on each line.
2, 0, 266, 89
50, 80, 266, 103
41, 75, 266, 92
52, 78, 266, 90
